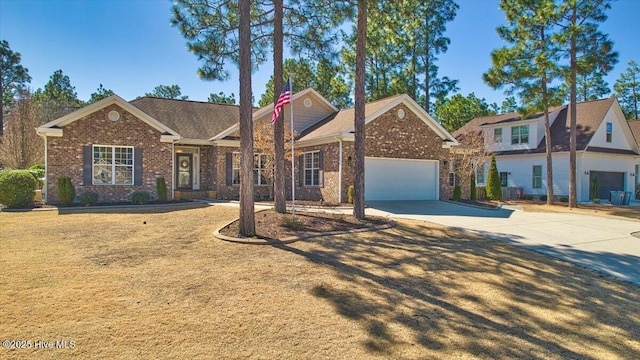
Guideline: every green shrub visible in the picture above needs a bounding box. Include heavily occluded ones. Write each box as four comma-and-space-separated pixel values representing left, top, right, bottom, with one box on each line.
347, 185, 355, 204
485, 155, 502, 200
540, 195, 548, 202
79, 191, 99, 206
560, 196, 569, 203
0, 170, 37, 208
27, 167, 45, 189
131, 191, 151, 205
524, 195, 533, 201
590, 176, 600, 200
453, 185, 462, 201
156, 177, 168, 202
58, 177, 76, 205
470, 172, 477, 200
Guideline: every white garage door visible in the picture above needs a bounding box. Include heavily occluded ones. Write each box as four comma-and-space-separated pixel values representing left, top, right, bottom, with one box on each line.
364, 157, 438, 201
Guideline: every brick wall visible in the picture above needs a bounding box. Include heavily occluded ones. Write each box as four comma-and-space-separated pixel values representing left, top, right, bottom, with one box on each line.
211, 103, 452, 202
46, 104, 172, 203
363, 103, 451, 200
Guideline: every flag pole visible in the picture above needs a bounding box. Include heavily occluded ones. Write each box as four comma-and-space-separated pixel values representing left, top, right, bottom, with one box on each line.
289, 74, 295, 219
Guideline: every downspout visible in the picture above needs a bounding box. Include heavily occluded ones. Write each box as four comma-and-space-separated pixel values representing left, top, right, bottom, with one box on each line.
337, 136, 343, 203
43, 136, 47, 203
36, 131, 48, 203
171, 141, 175, 200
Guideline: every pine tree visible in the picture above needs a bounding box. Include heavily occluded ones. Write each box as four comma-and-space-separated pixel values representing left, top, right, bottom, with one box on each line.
614, 60, 640, 120
556, 0, 617, 208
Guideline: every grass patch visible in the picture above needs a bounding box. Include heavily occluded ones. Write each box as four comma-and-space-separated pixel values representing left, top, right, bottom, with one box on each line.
1, 206, 638, 358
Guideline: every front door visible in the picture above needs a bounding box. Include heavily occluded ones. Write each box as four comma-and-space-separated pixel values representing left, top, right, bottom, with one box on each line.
177, 154, 193, 189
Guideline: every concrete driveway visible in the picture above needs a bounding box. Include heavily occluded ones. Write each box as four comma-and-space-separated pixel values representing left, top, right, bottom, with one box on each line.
367, 201, 640, 285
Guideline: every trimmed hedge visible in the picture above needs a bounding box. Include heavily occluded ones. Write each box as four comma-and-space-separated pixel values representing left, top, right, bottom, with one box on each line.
486, 155, 502, 200
58, 177, 76, 205
156, 177, 168, 202
0, 170, 37, 208
470, 172, 477, 200
79, 191, 99, 206
453, 185, 462, 201
131, 191, 151, 205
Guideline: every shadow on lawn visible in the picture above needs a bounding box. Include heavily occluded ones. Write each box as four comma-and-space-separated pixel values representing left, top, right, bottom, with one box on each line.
275, 223, 640, 358
57, 201, 209, 215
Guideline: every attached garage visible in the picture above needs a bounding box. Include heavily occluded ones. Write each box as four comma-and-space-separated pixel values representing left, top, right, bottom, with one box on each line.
590, 171, 624, 200
364, 157, 439, 201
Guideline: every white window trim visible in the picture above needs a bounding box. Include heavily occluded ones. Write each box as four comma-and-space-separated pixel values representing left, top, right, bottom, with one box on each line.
494, 128, 503, 143
475, 163, 485, 185
511, 125, 529, 145
232, 152, 269, 186
532, 165, 542, 189
92, 145, 134, 185
304, 151, 322, 187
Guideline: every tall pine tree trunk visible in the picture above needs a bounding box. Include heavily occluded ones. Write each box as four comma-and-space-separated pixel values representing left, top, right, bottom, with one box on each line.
273, 0, 286, 214
542, 28, 554, 206
238, 0, 255, 236
569, 7, 578, 208
353, 0, 367, 220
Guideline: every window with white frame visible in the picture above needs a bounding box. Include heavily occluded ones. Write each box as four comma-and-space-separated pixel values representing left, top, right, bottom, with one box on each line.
232, 153, 269, 185
253, 154, 268, 185
494, 128, 502, 143
232, 153, 241, 185
532, 165, 542, 189
448, 160, 456, 186
475, 163, 485, 184
304, 151, 321, 186
500, 172, 508, 187
93, 146, 133, 185
511, 125, 529, 144
606, 122, 612, 143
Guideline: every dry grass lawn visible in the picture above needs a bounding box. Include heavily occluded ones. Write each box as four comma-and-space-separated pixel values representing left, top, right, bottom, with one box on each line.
1, 204, 639, 359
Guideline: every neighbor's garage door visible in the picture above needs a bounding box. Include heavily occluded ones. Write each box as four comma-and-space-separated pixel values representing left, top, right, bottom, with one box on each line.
590, 171, 624, 200
364, 157, 438, 201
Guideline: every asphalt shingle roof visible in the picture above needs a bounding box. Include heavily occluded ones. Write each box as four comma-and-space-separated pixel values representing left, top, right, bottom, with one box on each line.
130, 97, 241, 140
454, 97, 617, 155
298, 94, 403, 141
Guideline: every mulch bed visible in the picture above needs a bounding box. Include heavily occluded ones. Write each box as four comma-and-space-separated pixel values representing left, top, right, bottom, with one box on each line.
219, 210, 390, 239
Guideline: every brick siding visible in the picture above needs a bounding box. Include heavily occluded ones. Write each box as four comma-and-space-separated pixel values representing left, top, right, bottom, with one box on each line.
46, 104, 172, 203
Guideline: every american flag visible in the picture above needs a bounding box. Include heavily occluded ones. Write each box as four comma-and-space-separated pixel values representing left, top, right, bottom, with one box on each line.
271, 78, 291, 124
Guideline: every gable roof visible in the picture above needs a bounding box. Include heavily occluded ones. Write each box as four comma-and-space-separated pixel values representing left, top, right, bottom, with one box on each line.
130, 97, 241, 140
629, 120, 640, 146
38, 94, 180, 137
211, 88, 338, 141
298, 94, 458, 144
454, 97, 619, 154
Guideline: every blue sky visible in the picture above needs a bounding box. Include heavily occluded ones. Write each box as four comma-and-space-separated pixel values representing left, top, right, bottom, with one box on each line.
1, 0, 639, 108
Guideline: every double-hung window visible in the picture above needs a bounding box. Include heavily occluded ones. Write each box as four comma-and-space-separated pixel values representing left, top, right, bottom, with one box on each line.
511, 125, 529, 145
253, 154, 268, 185
532, 165, 542, 189
606, 122, 612, 143
494, 128, 502, 143
231, 153, 269, 185
304, 151, 321, 186
475, 163, 485, 185
93, 146, 133, 185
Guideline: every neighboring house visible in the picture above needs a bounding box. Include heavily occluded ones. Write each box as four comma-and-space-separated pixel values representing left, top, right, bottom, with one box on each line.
454, 97, 640, 202
36, 90, 458, 204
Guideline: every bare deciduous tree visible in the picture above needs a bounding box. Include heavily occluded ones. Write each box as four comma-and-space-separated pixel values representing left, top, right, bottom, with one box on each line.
0, 89, 43, 169
253, 119, 300, 200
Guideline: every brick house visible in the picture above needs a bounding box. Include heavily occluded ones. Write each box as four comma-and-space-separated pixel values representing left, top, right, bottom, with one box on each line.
36, 89, 458, 204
